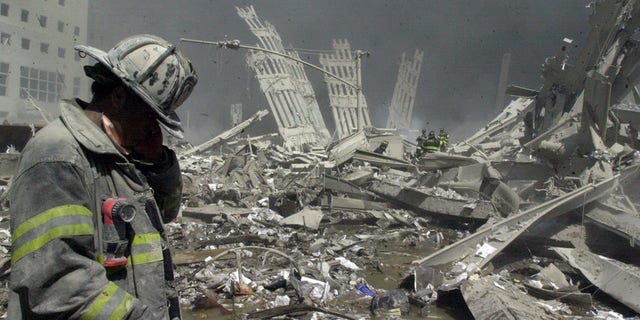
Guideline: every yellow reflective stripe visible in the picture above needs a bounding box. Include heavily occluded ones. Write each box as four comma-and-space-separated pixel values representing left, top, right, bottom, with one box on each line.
131, 233, 163, 265
131, 233, 161, 245
109, 291, 133, 320
12, 204, 92, 241
131, 251, 163, 265
12, 224, 93, 264
80, 282, 133, 320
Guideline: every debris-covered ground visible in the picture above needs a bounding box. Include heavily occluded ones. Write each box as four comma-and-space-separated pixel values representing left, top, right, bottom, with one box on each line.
3, 0, 640, 319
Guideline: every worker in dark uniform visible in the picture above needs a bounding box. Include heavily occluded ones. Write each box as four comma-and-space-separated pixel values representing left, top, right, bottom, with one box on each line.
414, 129, 428, 158
423, 131, 440, 153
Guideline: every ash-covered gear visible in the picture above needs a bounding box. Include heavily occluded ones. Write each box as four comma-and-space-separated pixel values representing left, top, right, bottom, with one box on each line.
423, 131, 440, 153
438, 128, 449, 152
416, 129, 428, 146
415, 130, 429, 158
8, 100, 182, 319
75, 34, 197, 139
374, 140, 389, 154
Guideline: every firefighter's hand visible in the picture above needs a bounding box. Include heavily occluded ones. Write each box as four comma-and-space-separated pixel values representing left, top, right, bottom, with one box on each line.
131, 122, 164, 163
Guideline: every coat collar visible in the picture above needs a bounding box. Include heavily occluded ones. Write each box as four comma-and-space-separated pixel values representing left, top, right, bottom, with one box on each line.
59, 99, 126, 160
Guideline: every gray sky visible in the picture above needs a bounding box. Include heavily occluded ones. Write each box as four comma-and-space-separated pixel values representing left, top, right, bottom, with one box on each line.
88, 1, 591, 144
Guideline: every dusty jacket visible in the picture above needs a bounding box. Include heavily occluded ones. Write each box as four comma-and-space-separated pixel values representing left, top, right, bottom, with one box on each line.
8, 99, 183, 319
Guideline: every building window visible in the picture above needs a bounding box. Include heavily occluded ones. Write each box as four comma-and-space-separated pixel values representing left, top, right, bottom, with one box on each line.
21, 38, 29, 50
57, 20, 64, 32
37, 14, 47, 28
58, 0, 65, 6
1, 32, 10, 46
1, 3, 8, 16
73, 26, 80, 36
57, 47, 65, 58
40, 42, 48, 54
20, 9, 28, 22
73, 77, 80, 96
19, 66, 65, 102
0, 62, 8, 96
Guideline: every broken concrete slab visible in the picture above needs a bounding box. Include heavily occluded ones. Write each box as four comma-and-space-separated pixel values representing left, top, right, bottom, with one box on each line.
584, 198, 640, 248
460, 274, 565, 319
279, 208, 324, 230
325, 196, 387, 211
416, 152, 478, 172
351, 149, 416, 172
369, 179, 496, 221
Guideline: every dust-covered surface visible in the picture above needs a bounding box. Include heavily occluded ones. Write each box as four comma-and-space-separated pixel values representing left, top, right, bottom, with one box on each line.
3, 0, 640, 319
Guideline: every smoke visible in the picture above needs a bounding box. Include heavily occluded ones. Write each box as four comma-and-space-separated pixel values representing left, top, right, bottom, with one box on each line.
88, 0, 590, 145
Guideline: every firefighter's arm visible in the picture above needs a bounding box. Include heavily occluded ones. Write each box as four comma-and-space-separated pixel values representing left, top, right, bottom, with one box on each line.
9, 161, 153, 319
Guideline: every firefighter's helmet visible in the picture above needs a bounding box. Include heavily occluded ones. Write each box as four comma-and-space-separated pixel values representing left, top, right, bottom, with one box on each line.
75, 34, 197, 138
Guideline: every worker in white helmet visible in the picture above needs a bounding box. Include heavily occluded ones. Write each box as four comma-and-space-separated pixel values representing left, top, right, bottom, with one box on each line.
8, 34, 197, 319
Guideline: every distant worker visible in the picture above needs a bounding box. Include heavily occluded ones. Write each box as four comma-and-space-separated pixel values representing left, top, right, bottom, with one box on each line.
414, 129, 428, 158
374, 140, 389, 154
423, 130, 440, 153
416, 129, 428, 146
438, 128, 449, 152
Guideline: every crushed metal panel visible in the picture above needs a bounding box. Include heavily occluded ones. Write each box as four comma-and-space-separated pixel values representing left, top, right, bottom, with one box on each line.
386, 49, 424, 129
554, 247, 640, 314
611, 40, 640, 104
237, 6, 330, 149
412, 175, 617, 268
532, 0, 634, 134
319, 39, 372, 138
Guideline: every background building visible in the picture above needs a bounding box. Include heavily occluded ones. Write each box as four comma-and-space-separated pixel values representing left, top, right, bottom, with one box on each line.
0, 0, 88, 125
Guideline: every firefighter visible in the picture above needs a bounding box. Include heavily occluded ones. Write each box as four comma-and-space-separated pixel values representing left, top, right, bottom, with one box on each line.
438, 128, 449, 152
416, 129, 428, 146
414, 129, 428, 157
423, 130, 440, 153
374, 140, 389, 154
8, 35, 197, 319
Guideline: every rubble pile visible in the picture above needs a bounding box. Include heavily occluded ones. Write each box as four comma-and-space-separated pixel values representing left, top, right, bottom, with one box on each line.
2, 0, 640, 318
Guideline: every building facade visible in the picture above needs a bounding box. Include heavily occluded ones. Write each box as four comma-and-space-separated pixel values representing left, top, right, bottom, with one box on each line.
0, 0, 88, 125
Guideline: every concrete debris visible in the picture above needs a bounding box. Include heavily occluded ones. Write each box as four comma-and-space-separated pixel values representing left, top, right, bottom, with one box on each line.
278, 207, 324, 230
3, 0, 640, 318
554, 247, 640, 314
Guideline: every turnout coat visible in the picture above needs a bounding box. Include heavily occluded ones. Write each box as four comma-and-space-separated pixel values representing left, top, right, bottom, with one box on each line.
8, 99, 182, 319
